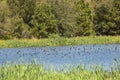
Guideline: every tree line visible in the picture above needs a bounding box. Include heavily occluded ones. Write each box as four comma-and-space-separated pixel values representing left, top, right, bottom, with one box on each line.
0, 0, 120, 39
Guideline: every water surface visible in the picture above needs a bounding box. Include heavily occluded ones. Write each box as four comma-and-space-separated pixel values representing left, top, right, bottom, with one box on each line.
0, 44, 120, 70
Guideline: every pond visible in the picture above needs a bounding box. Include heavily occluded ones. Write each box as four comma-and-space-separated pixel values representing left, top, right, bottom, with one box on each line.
0, 44, 120, 71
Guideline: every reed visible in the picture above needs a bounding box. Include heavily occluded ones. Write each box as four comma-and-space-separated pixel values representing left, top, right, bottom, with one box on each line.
0, 36, 120, 48
0, 63, 120, 80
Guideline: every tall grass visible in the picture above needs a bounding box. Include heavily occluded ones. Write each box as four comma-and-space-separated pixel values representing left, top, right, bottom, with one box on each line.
0, 36, 120, 48
0, 63, 120, 80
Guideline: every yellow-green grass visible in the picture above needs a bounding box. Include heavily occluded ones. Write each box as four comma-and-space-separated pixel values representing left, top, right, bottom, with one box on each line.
0, 36, 120, 48
0, 63, 120, 80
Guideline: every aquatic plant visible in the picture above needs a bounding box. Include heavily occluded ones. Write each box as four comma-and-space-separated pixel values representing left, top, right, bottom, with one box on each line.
0, 63, 120, 80
0, 36, 120, 48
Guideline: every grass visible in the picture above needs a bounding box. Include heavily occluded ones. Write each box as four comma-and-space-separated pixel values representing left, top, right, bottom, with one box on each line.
0, 63, 120, 80
0, 36, 120, 48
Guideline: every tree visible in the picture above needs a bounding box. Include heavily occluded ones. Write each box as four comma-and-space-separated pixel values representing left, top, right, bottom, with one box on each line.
7, 0, 36, 25
112, 0, 120, 35
9, 16, 31, 39
75, 0, 96, 36
30, 2, 58, 38
0, 8, 6, 39
6, 0, 35, 38
93, 0, 120, 35
0, 0, 11, 39
47, 0, 77, 37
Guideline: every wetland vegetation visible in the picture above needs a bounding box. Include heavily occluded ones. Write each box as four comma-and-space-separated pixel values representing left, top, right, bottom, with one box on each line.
0, 0, 120, 79
0, 36, 120, 48
0, 42, 120, 80
0, 63, 120, 80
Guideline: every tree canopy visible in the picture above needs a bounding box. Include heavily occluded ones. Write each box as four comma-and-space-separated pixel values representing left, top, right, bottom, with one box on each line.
0, 0, 119, 39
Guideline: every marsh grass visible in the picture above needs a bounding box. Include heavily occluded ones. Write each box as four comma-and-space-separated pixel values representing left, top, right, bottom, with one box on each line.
0, 36, 120, 48
0, 63, 120, 80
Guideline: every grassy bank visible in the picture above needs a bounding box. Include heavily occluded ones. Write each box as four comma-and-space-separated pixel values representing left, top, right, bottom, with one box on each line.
0, 64, 120, 80
0, 36, 120, 48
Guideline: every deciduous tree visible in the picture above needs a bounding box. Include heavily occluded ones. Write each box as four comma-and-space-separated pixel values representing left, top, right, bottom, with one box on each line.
30, 2, 57, 38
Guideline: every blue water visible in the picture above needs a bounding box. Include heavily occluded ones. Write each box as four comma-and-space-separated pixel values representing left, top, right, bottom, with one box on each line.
0, 44, 120, 70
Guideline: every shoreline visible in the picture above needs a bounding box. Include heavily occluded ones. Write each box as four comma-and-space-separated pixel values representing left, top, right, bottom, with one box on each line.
0, 36, 120, 48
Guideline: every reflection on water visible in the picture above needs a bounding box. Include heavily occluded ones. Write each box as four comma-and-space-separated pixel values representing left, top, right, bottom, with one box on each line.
0, 44, 120, 70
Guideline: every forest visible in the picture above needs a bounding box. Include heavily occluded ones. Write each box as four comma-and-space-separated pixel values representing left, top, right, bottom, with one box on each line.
0, 0, 120, 39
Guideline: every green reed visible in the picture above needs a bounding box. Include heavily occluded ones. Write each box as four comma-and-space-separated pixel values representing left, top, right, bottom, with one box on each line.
0, 63, 120, 80
0, 36, 120, 48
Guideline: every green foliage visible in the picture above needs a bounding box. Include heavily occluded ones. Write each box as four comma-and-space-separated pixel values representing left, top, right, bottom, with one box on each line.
30, 2, 57, 38
48, 0, 77, 37
0, 0, 120, 39
0, 36, 120, 48
48, 33, 60, 39
0, 63, 120, 80
7, 0, 36, 24
0, 6, 6, 39
75, 0, 96, 36
0, 0, 11, 39
6, 0, 36, 39
93, 0, 120, 35
0, 8, 5, 23
10, 16, 31, 39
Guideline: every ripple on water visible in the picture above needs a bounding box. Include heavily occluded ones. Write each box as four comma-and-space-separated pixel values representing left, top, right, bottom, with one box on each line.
0, 44, 120, 71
